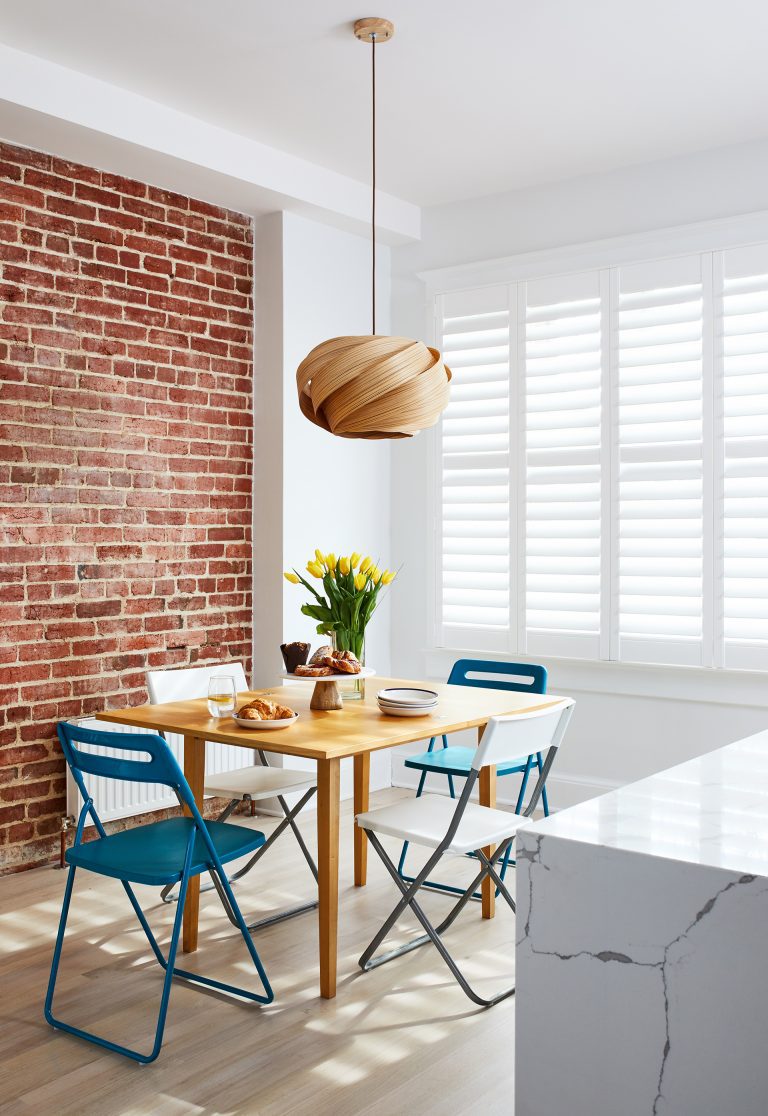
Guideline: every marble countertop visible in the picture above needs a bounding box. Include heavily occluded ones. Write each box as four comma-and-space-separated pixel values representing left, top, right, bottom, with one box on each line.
524, 727, 768, 876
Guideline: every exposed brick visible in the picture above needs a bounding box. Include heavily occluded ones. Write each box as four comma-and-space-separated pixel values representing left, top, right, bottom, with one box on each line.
0, 139, 253, 875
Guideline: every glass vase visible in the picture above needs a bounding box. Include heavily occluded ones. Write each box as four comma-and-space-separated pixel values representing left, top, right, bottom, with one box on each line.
331, 630, 366, 701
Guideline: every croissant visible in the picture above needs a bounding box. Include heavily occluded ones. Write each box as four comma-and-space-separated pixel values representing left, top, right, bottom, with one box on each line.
237, 705, 264, 720
239, 698, 277, 719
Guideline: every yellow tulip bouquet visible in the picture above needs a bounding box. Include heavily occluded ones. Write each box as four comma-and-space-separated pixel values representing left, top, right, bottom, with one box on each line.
284, 551, 396, 661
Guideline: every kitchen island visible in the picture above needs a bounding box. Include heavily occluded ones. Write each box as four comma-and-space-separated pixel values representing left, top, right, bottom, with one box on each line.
515, 728, 768, 1116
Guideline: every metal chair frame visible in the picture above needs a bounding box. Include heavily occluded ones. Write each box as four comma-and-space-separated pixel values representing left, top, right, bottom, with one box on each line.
160, 748, 319, 931
46, 722, 273, 1065
146, 663, 318, 930
359, 730, 564, 1007
398, 659, 550, 900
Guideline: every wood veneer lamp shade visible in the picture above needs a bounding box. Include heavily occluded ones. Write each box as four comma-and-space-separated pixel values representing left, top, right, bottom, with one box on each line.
297, 334, 451, 439
295, 18, 451, 440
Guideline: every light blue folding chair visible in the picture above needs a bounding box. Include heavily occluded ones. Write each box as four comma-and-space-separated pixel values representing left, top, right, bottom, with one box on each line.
45, 722, 274, 1065
397, 659, 550, 899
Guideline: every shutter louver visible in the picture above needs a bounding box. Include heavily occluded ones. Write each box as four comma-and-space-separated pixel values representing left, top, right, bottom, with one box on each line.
432, 236, 768, 674
617, 257, 705, 665
524, 273, 603, 658
721, 245, 768, 669
437, 287, 511, 650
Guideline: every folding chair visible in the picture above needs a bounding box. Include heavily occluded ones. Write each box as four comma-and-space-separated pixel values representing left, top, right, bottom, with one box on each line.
146, 663, 318, 931
357, 698, 574, 1007
398, 659, 550, 900
45, 721, 274, 1065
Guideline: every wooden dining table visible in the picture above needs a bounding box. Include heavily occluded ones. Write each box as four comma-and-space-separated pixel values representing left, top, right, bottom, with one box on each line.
97, 677, 563, 998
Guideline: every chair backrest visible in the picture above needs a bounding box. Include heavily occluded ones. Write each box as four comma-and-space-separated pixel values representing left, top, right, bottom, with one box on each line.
472, 698, 575, 773
58, 721, 196, 813
146, 661, 248, 704
447, 658, 546, 695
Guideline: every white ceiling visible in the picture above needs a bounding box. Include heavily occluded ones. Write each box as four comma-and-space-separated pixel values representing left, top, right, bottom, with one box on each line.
2, 0, 768, 207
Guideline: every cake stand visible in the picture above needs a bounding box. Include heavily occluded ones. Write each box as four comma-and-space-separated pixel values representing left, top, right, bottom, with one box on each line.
282, 667, 376, 711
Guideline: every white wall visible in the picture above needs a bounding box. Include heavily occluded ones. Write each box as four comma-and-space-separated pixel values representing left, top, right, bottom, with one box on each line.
253, 210, 392, 798
389, 138, 768, 808
280, 211, 392, 673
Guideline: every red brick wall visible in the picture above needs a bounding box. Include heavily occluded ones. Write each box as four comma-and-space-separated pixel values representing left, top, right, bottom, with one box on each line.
0, 141, 254, 873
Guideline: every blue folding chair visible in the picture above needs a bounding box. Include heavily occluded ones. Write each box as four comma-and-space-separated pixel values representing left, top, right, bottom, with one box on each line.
397, 659, 550, 899
45, 722, 274, 1065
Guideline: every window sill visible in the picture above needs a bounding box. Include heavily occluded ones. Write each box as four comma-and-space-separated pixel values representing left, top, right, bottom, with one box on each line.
423, 647, 768, 711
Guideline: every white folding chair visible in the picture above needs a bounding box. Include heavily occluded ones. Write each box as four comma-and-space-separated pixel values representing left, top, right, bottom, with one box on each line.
146, 662, 318, 931
356, 698, 574, 1006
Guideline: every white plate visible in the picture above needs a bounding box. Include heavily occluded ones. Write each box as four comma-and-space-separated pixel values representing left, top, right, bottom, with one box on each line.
377, 700, 437, 709
377, 687, 438, 704
282, 666, 375, 682
377, 696, 438, 708
377, 703, 435, 718
233, 713, 299, 730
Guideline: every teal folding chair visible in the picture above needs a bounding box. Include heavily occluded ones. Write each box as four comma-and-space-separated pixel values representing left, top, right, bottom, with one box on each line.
397, 659, 550, 899
45, 722, 274, 1065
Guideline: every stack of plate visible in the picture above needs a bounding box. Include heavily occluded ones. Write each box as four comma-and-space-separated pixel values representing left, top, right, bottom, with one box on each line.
377, 687, 438, 717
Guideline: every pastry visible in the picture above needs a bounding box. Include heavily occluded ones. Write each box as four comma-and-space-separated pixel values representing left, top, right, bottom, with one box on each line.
294, 663, 333, 677
309, 644, 334, 665
237, 705, 265, 720
331, 656, 361, 674
318, 654, 362, 674
237, 698, 295, 720
281, 641, 310, 673
239, 697, 276, 718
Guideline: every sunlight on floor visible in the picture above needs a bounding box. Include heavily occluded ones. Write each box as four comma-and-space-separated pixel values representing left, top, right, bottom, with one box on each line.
0, 792, 516, 1116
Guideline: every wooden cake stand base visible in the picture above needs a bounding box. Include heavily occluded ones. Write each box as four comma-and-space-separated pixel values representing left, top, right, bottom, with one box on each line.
311, 679, 342, 711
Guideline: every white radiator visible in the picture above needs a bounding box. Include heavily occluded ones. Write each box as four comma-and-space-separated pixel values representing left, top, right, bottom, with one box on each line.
65, 717, 255, 823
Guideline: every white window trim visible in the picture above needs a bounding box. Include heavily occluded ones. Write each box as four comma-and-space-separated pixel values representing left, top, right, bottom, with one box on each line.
419, 210, 768, 296
423, 209, 768, 676
424, 647, 768, 711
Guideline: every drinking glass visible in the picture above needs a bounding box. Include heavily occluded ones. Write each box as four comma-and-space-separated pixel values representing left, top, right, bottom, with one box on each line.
208, 675, 236, 718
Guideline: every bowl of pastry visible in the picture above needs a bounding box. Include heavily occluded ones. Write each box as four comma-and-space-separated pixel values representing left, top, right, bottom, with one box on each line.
234, 697, 298, 730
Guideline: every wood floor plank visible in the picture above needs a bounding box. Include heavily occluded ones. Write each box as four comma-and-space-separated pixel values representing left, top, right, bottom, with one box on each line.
0, 789, 517, 1116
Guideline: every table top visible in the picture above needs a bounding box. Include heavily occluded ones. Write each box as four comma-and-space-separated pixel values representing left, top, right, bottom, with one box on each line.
524, 728, 768, 877
96, 677, 564, 761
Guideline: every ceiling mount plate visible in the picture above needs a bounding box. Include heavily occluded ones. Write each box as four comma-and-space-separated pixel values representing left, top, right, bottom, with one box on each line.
354, 17, 394, 43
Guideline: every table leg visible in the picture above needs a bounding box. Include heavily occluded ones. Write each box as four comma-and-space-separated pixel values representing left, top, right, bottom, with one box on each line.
353, 752, 370, 887
317, 757, 341, 998
182, 734, 205, 953
478, 724, 496, 920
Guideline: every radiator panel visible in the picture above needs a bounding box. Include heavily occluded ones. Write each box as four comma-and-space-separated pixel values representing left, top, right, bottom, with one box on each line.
65, 718, 255, 822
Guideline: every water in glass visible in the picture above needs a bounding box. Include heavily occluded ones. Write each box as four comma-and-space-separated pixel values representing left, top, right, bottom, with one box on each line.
208, 675, 236, 718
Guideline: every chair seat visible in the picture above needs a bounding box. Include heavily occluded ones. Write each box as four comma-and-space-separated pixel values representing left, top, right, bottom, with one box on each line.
357, 794, 532, 856
404, 745, 531, 779
66, 817, 266, 886
204, 766, 316, 802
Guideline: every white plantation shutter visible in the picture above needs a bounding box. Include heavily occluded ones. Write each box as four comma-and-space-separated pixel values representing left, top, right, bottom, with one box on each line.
432, 236, 768, 673
437, 287, 512, 650
721, 245, 768, 669
524, 273, 604, 658
616, 257, 705, 665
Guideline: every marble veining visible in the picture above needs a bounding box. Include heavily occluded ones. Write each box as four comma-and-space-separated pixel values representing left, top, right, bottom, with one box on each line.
515, 727, 768, 1116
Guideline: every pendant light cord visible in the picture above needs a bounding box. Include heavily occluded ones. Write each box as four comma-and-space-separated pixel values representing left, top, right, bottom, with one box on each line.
371, 35, 376, 336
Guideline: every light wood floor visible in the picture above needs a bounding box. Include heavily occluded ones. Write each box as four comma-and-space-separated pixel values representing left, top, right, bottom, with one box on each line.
0, 789, 516, 1116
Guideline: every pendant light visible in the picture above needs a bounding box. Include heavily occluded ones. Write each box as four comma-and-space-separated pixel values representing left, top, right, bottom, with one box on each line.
296, 17, 451, 440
